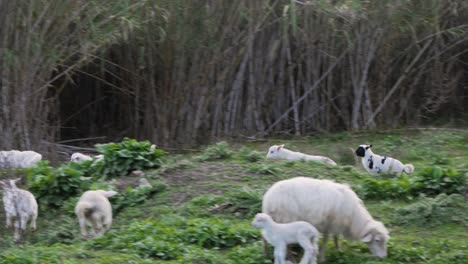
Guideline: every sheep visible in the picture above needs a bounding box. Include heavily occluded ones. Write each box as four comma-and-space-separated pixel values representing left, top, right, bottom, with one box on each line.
0, 150, 42, 168
0, 178, 38, 244
262, 177, 389, 262
75, 190, 118, 238
266, 145, 337, 166
355, 144, 414, 174
70, 152, 93, 162
252, 213, 319, 264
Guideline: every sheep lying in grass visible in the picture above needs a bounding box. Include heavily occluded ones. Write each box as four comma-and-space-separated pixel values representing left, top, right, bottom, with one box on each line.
252, 213, 319, 264
263, 177, 389, 261
266, 145, 337, 166
71, 153, 104, 163
0, 178, 38, 244
355, 144, 414, 174
0, 150, 42, 168
75, 190, 118, 239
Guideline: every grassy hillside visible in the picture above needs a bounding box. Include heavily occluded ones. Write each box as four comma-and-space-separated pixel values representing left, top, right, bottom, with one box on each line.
0, 129, 467, 264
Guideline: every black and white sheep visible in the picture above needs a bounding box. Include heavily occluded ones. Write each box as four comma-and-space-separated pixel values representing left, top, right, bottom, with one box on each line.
262, 177, 389, 261
355, 144, 414, 174
0, 178, 38, 243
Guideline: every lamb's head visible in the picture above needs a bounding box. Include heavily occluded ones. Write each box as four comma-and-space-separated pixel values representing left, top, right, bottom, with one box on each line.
361, 220, 390, 259
0, 178, 21, 189
251, 213, 273, 229
70, 153, 92, 162
266, 145, 285, 159
355, 144, 372, 157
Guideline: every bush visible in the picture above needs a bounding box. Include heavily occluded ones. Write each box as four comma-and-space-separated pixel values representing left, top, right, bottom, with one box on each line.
113, 181, 167, 214
411, 166, 465, 196
198, 141, 233, 161
360, 175, 413, 199
95, 138, 165, 178
26, 161, 92, 208
394, 194, 467, 226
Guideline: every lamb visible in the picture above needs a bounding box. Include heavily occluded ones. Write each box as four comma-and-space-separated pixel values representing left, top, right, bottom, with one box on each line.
266, 145, 337, 166
75, 190, 118, 238
252, 213, 319, 264
355, 144, 414, 174
262, 177, 389, 261
70, 153, 104, 163
0, 178, 38, 243
0, 150, 42, 168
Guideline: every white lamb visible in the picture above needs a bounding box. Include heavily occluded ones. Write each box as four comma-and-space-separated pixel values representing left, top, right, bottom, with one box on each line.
252, 213, 319, 264
262, 177, 389, 261
75, 190, 117, 238
0, 150, 42, 168
70, 153, 104, 163
0, 178, 38, 243
266, 145, 337, 166
355, 144, 414, 174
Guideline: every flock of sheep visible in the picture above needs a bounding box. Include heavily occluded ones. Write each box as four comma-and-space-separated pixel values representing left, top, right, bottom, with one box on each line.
0, 143, 416, 263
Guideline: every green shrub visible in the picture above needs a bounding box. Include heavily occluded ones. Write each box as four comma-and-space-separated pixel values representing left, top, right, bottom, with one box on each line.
238, 147, 264, 162
394, 194, 468, 226
412, 166, 465, 196
227, 242, 273, 264
198, 141, 233, 161
113, 181, 167, 214
26, 161, 92, 208
360, 175, 413, 199
95, 138, 165, 178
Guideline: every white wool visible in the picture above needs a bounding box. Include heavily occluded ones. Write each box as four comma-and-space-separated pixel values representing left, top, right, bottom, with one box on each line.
75, 190, 118, 238
0, 178, 38, 243
355, 145, 415, 174
266, 145, 337, 166
252, 213, 319, 264
0, 150, 42, 168
262, 177, 389, 261
70, 153, 93, 162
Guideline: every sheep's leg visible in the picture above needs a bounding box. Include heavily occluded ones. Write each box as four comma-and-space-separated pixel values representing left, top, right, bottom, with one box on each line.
92, 214, 104, 237
6, 215, 13, 229
334, 235, 340, 251
319, 232, 329, 262
79, 217, 89, 238
262, 237, 269, 256
30, 214, 37, 232
274, 244, 287, 264
14, 220, 22, 244
298, 236, 314, 264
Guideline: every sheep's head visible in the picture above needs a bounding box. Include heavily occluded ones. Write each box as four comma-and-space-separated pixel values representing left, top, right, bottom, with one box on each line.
355, 144, 372, 157
70, 153, 92, 162
251, 213, 272, 229
0, 178, 21, 189
361, 221, 390, 259
266, 145, 285, 158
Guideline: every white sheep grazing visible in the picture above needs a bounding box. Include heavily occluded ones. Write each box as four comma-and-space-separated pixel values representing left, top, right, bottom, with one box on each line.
0, 150, 42, 168
0, 178, 38, 243
262, 177, 389, 262
252, 213, 319, 264
75, 190, 117, 238
355, 144, 414, 174
266, 145, 337, 166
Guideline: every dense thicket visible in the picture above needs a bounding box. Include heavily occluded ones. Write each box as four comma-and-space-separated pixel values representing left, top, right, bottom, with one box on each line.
1, 0, 467, 153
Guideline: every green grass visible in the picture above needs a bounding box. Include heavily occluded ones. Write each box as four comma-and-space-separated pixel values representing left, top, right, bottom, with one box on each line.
0, 129, 467, 263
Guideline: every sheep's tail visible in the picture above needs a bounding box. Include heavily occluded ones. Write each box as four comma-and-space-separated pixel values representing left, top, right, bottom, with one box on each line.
75, 201, 94, 218
403, 164, 415, 173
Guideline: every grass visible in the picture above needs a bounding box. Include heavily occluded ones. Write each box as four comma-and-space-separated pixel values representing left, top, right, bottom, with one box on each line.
0, 129, 467, 263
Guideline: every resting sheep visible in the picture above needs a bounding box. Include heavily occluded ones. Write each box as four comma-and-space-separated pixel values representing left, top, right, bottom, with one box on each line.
355, 144, 414, 174
266, 145, 337, 166
0, 178, 38, 243
262, 177, 389, 261
75, 190, 117, 238
70, 153, 104, 163
0, 150, 42, 168
252, 213, 319, 264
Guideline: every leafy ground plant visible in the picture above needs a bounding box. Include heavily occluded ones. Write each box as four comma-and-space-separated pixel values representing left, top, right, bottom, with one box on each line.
197, 141, 233, 161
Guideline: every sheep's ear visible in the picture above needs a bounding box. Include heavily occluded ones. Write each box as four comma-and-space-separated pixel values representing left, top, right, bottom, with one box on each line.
0, 181, 6, 188
369, 144, 373, 148
361, 233, 373, 243
277, 144, 284, 151
12, 178, 22, 184
104, 190, 118, 198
